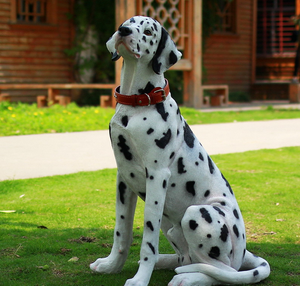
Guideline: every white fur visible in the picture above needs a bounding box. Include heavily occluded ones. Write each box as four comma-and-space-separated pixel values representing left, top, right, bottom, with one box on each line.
90, 16, 270, 286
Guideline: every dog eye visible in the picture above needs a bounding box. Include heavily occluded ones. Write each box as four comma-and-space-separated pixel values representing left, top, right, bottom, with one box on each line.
144, 29, 152, 36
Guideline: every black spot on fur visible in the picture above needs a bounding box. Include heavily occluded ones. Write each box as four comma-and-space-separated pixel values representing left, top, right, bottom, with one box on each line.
199, 244, 203, 248
156, 102, 169, 121
163, 180, 167, 188
200, 208, 212, 223
130, 17, 136, 23
199, 152, 204, 161
233, 225, 240, 237
186, 181, 196, 196
208, 246, 220, 259
183, 122, 195, 148
144, 257, 148, 261
147, 128, 154, 135
146, 221, 154, 231
121, 116, 128, 127
121, 215, 125, 219
204, 190, 210, 197
233, 209, 240, 219
207, 155, 214, 174
178, 157, 187, 174
139, 81, 155, 94
207, 234, 212, 238
118, 182, 126, 204
142, 35, 146, 42
221, 173, 234, 195
145, 167, 149, 178
140, 20, 144, 25
172, 241, 178, 249
155, 129, 171, 149
117, 135, 132, 160
189, 220, 198, 230
169, 51, 178, 65
109, 124, 112, 143
153, 22, 158, 31
261, 262, 267, 267
170, 152, 175, 159
220, 224, 229, 242
116, 231, 120, 236
253, 270, 259, 276
139, 192, 146, 200
213, 206, 226, 217
146, 49, 150, 54
147, 242, 156, 254
152, 27, 168, 74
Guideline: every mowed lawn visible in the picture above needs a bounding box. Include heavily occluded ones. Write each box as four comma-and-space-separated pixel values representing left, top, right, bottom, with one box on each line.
1, 101, 300, 136
1, 147, 299, 285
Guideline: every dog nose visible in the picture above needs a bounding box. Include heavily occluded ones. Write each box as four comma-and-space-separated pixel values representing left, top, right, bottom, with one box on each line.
118, 26, 132, 37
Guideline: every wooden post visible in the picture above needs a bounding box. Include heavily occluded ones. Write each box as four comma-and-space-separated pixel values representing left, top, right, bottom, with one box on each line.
114, 0, 136, 89
289, 83, 300, 103
184, 0, 202, 108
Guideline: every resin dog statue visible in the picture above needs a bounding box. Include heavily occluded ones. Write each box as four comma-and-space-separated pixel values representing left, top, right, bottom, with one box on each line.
90, 16, 270, 286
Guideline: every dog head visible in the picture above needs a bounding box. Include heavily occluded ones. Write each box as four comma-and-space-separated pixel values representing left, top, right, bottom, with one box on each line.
106, 16, 182, 74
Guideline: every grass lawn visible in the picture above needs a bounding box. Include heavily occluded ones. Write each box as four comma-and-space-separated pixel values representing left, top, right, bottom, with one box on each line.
1, 147, 299, 285
1, 101, 300, 136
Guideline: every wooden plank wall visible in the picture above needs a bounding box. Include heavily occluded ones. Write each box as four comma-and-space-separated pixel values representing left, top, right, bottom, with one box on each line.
0, 0, 73, 102
202, 0, 254, 95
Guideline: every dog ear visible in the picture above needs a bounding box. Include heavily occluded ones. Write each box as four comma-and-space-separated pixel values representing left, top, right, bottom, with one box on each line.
152, 27, 182, 75
106, 33, 121, 61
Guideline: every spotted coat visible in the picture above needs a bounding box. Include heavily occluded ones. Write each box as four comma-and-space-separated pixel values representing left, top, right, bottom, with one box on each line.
90, 16, 270, 286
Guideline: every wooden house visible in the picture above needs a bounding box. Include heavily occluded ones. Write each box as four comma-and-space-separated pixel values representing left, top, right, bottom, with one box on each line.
0, 0, 74, 102
203, 0, 300, 101
1, 0, 299, 105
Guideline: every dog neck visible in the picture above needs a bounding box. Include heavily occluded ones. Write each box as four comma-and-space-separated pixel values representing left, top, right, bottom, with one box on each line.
119, 59, 165, 95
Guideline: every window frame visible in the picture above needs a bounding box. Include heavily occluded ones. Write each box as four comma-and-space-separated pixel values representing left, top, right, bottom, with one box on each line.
10, 0, 57, 28
212, 0, 239, 36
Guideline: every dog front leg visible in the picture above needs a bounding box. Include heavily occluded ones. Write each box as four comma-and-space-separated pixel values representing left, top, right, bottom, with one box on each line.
90, 173, 137, 273
125, 168, 171, 286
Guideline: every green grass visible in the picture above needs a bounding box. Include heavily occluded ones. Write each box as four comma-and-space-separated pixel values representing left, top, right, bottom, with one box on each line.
1, 147, 299, 285
1, 101, 300, 136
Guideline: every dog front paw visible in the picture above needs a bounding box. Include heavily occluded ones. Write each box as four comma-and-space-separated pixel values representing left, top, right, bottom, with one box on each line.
124, 277, 148, 286
90, 256, 123, 274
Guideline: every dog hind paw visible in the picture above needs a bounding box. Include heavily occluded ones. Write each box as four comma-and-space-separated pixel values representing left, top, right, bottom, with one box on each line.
168, 273, 217, 286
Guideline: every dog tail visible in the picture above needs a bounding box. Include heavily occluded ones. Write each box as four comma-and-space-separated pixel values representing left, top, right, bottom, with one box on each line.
175, 250, 270, 284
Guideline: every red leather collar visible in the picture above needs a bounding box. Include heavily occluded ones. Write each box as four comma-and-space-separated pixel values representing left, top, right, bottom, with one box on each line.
114, 79, 169, 107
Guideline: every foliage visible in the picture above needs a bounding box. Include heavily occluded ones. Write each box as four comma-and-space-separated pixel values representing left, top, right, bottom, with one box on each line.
1, 101, 300, 136
63, 0, 227, 103
64, 0, 115, 84
0, 147, 299, 285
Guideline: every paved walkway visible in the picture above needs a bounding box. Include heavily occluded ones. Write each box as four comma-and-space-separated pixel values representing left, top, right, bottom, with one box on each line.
1, 118, 300, 181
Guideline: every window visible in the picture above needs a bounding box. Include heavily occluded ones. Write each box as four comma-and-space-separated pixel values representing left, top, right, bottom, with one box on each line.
256, 0, 295, 55
213, 0, 238, 34
17, 0, 47, 23
11, 0, 57, 25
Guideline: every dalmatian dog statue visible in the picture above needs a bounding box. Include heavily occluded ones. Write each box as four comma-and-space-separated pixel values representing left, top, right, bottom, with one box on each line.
90, 16, 270, 286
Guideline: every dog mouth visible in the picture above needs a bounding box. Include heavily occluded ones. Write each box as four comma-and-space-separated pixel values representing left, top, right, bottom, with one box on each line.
115, 39, 141, 59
